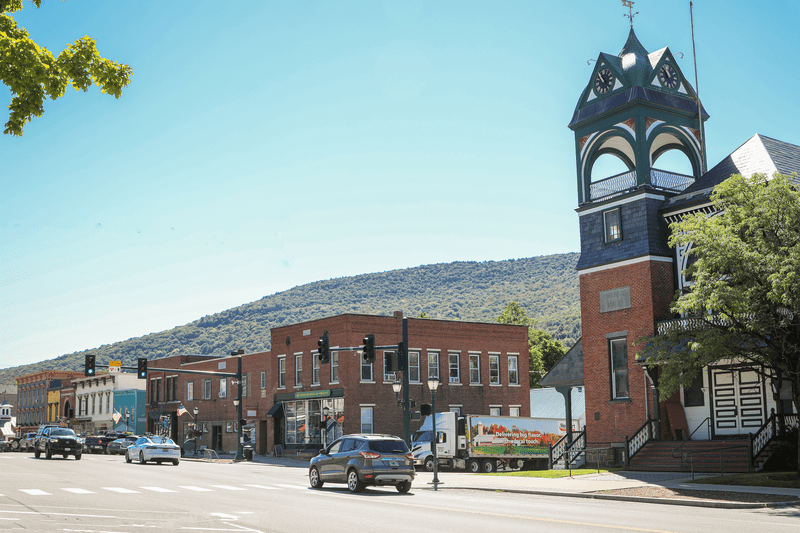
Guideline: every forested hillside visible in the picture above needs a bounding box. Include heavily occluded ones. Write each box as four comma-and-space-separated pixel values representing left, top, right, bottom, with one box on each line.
0, 253, 581, 387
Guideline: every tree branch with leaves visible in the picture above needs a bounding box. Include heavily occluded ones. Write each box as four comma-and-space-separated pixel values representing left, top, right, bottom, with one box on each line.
1, 0, 132, 136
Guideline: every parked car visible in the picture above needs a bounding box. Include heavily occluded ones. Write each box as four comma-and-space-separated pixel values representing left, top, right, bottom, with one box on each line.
107, 436, 139, 455
85, 433, 124, 454
17, 432, 37, 452
309, 434, 414, 493
34, 427, 83, 460
125, 436, 180, 465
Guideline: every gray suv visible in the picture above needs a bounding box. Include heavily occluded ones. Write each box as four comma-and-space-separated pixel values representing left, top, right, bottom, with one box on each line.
309, 434, 414, 493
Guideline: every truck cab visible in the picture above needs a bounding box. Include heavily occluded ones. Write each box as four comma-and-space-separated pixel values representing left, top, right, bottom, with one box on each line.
411, 412, 459, 471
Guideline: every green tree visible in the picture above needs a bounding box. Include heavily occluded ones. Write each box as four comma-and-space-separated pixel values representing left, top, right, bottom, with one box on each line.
496, 301, 566, 387
1, 0, 132, 136
639, 173, 800, 474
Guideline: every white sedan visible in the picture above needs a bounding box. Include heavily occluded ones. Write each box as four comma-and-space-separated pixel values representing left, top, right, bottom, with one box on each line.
125, 436, 180, 466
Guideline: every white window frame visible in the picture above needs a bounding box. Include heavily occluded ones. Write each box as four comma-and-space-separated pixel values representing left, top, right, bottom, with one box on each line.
360, 405, 374, 434
469, 354, 481, 384
313, 355, 321, 385
219, 378, 227, 399
408, 351, 420, 383
278, 356, 286, 389
203, 379, 212, 400
489, 354, 500, 385
295, 353, 303, 386
260, 371, 266, 390
489, 406, 501, 416
384, 351, 396, 382
508, 355, 519, 385
427, 351, 439, 380
187, 381, 194, 402
361, 357, 373, 382
448, 352, 460, 383
509, 406, 521, 417
331, 352, 339, 383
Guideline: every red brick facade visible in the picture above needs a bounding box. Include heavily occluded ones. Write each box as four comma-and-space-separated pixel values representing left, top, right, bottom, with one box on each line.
579, 259, 674, 447
148, 314, 530, 455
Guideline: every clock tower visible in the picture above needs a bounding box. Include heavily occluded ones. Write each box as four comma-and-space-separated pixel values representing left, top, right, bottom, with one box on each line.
569, 28, 709, 449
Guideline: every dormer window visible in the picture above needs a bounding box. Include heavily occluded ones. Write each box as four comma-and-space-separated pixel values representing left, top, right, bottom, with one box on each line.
603, 207, 622, 243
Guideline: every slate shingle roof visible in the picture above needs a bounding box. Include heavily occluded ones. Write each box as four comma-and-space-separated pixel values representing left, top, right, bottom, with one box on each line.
539, 338, 583, 388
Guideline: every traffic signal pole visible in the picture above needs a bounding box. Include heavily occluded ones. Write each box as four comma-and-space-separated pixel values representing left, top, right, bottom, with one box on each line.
402, 317, 410, 446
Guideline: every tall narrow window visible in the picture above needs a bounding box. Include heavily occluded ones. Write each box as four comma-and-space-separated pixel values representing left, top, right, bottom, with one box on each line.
360, 406, 374, 433
610, 338, 629, 399
384, 352, 396, 382
508, 355, 519, 385
203, 379, 212, 400
331, 352, 339, 383
408, 352, 420, 382
313, 356, 321, 385
449, 352, 460, 383
295, 354, 303, 386
219, 378, 227, 399
469, 354, 480, 384
361, 357, 373, 382
278, 356, 286, 388
603, 207, 622, 243
427, 352, 439, 380
187, 381, 194, 401
489, 355, 500, 384
260, 371, 266, 390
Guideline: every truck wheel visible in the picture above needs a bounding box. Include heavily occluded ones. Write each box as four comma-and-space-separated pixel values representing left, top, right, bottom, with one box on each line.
481, 459, 496, 473
467, 459, 481, 473
75, 453, 82, 460
424, 456, 435, 472
514, 459, 526, 470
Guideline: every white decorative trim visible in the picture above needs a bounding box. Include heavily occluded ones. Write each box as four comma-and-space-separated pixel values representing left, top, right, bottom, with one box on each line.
578, 255, 673, 275
678, 83, 688, 95
615, 121, 636, 140
586, 90, 597, 103
645, 119, 665, 140
577, 192, 666, 215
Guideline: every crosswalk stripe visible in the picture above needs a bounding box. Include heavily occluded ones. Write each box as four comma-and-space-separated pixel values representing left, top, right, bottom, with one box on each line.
102, 487, 140, 493
61, 488, 95, 494
210, 485, 248, 491
140, 486, 178, 493
19, 489, 50, 495
179, 486, 215, 492
243, 484, 278, 490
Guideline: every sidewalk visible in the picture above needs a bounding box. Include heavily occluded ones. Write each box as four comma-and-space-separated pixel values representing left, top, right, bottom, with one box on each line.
193, 453, 800, 509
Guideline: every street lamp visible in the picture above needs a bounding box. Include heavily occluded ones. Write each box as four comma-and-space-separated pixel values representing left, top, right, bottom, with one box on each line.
193, 407, 199, 457
427, 376, 441, 490
392, 380, 402, 405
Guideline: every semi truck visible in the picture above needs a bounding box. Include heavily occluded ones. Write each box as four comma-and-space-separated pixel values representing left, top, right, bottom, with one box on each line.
411, 412, 575, 473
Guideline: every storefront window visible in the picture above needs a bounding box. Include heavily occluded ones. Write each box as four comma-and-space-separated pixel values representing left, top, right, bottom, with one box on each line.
282, 398, 344, 447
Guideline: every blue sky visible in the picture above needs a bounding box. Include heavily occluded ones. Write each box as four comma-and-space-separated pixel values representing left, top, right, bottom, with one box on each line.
2, 0, 799, 369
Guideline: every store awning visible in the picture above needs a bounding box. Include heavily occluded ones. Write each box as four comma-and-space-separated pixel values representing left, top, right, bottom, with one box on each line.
265, 402, 283, 418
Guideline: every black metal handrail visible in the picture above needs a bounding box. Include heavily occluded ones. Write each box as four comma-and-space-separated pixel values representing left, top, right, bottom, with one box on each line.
549, 427, 586, 468
671, 416, 711, 459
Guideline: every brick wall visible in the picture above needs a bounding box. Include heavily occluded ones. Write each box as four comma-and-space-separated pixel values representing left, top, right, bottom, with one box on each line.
579, 259, 674, 447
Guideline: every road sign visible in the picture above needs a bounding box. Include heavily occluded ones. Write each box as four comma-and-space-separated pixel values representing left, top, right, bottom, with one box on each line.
109, 361, 121, 373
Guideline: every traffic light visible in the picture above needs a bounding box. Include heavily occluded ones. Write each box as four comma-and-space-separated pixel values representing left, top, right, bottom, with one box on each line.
420, 403, 432, 416
362, 334, 376, 363
137, 357, 148, 379
317, 332, 330, 364
84, 354, 95, 377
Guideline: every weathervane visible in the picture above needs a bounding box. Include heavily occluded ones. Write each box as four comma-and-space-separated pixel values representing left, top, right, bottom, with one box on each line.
621, 0, 638, 28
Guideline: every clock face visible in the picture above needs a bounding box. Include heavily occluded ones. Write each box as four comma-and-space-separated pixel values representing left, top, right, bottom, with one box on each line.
658, 64, 678, 89
594, 68, 614, 94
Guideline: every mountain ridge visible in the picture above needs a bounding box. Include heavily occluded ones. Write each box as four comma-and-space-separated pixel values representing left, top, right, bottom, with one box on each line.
0, 253, 581, 387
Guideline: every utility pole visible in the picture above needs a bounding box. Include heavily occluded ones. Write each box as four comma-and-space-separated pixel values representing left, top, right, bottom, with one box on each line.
402, 317, 410, 446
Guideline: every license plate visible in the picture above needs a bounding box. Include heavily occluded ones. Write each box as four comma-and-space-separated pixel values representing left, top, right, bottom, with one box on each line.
389, 461, 398, 467
64, 448, 71, 451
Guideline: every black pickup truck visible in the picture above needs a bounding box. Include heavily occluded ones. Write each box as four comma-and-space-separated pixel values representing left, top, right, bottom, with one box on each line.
85, 433, 123, 454
34, 426, 83, 460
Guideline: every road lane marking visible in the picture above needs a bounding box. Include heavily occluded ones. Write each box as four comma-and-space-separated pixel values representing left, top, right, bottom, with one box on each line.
180, 486, 215, 491
242, 485, 278, 490
19, 489, 50, 495
61, 488, 95, 494
102, 487, 141, 493
210, 485, 248, 491
274, 484, 306, 490
140, 487, 178, 493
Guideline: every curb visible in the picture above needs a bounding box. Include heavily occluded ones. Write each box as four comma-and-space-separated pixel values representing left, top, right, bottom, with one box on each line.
424, 485, 800, 509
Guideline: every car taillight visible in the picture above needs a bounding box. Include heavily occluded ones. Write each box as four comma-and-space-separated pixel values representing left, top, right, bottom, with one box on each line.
359, 451, 381, 459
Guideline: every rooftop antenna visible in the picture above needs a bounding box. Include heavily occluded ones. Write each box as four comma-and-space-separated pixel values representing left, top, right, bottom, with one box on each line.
622, 0, 638, 28
690, 1, 707, 173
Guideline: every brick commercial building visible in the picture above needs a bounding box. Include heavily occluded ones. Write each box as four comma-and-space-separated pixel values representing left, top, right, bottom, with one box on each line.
148, 313, 529, 455
15, 371, 83, 434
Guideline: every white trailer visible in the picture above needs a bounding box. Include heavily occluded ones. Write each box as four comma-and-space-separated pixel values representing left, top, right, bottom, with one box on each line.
411, 412, 564, 473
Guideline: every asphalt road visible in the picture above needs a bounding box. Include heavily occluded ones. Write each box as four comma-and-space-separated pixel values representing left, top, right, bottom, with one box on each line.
1, 452, 799, 532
